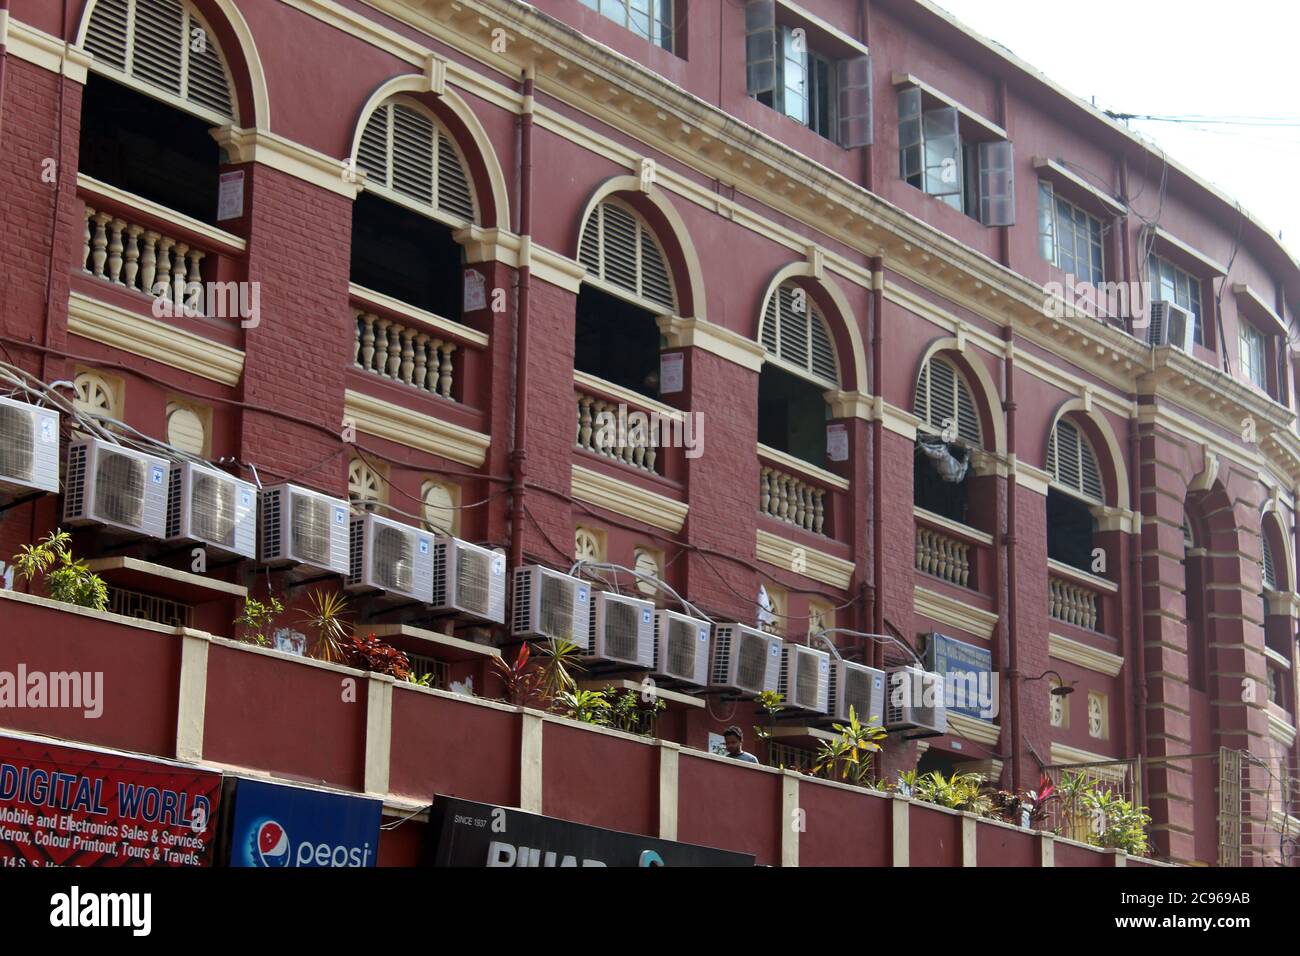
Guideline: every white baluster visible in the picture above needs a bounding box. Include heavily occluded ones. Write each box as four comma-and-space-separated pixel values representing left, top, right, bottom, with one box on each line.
90, 213, 110, 278
123, 225, 142, 291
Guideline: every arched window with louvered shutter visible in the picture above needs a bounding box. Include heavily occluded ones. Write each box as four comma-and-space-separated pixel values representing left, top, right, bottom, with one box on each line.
578, 200, 677, 313
1047, 417, 1105, 504
914, 356, 981, 447
759, 283, 840, 388
356, 98, 477, 223
83, 0, 236, 123
1262, 532, 1277, 592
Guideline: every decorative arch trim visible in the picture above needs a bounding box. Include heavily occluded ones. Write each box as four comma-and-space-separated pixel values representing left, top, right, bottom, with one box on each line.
913, 336, 1006, 454
575, 175, 705, 320
755, 262, 868, 395
1046, 400, 1130, 510
1260, 500, 1294, 593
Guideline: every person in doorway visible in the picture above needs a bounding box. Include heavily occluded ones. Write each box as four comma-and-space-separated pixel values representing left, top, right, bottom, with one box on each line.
722, 725, 759, 764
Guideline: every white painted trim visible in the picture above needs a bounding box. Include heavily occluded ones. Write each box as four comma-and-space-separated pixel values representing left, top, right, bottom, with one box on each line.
1033, 158, 1126, 217
892, 796, 910, 867
658, 741, 679, 840
912, 585, 999, 639
175, 631, 210, 762
364, 674, 394, 795
781, 772, 800, 868
758, 443, 851, 491
891, 73, 1008, 140
1049, 632, 1125, 677
519, 710, 544, 812
1151, 226, 1228, 277
961, 813, 977, 866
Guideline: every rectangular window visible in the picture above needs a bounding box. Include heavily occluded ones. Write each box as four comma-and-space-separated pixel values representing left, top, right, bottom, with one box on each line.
1240, 321, 1266, 389
898, 85, 1014, 226
581, 0, 675, 53
1037, 182, 1104, 283
1148, 253, 1204, 347
745, 1, 871, 146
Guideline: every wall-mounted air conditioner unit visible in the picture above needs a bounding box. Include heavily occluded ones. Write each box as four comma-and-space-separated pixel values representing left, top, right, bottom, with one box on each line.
346, 512, 434, 602
778, 643, 831, 715
709, 623, 782, 696
165, 460, 256, 559
258, 483, 350, 576
585, 591, 655, 668
63, 438, 168, 538
652, 609, 711, 688
511, 565, 591, 649
885, 666, 947, 736
0, 395, 59, 497
430, 536, 506, 624
1147, 301, 1196, 352
827, 660, 887, 724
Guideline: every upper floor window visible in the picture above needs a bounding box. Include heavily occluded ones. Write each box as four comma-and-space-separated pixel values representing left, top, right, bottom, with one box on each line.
757, 282, 839, 466
1038, 182, 1103, 283
357, 99, 476, 224
1046, 417, 1103, 572
897, 83, 1014, 226
1047, 417, 1104, 504
1240, 321, 1267, 390
578, 200, 677, 313
745, 0, 873, 148
1147, 253, 1204, 348
913, 355, 981, 526
580, 0, 676, 53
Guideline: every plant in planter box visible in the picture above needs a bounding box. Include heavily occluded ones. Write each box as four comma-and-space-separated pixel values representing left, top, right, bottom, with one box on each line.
991, 774, 1057, 828
339, 632, 411, 680
603, 685, 666, 736
556, 687, 611, 725
12, 529, 108, 611
234, 595, 285, 646
812, 705, 887, 789
492, 642, 543, 706
752, 690, 785, 743
912, 770, 994, 817
299, 589, 350, 663
1083, 786, 1150, 856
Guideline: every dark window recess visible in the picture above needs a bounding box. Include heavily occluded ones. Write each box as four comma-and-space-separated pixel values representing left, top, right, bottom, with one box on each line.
78, 75, 219, 224
758, 364, 827, 467
574, 285, 662, 399
1046, 489, 1096, 572
915, 749, 957, 779
913, 438, 969, 524
350, 193, 463, 319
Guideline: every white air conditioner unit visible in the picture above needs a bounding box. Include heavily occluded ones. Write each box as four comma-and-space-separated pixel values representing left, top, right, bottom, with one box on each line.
653, 609, 710, 688
510, 565, 591, 649
709, 623, 782, 695
430, 536, 506, 624
165, 460, 256, 559
63, 438, 169, 537
0, 395, 59, 498
828, 660, 887, 724
1147, 300, 1196, 352
346, 512, 434, 602
585, 591, 655, 668
778, 643, 831, 715
258, 483, 349, 576
885, 666, 948, 736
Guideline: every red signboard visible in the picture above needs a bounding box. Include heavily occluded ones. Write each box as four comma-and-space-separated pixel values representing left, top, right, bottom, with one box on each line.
0, 736, 222, 868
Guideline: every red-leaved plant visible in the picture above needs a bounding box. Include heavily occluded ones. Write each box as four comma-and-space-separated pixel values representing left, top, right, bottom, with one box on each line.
339, 632, 411, 680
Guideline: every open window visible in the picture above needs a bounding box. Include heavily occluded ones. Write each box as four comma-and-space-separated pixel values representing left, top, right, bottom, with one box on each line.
912, 355, 981, 525
79, 0, 237, 223
745, 0, 873, 147
351, 98, 476, 318
1045, 417, 1103, 572
1147, 252, 1207, 350
757, 282, 839, 466
579, 0, 680, 55
896, 78, 1014, 226
575, 199, 677, 400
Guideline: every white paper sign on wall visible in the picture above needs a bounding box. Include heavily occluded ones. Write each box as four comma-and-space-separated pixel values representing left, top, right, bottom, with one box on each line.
217, 170, 245, 221
826, 423, 849, 462
660, 352, 684, 394
463, 269, 487, 312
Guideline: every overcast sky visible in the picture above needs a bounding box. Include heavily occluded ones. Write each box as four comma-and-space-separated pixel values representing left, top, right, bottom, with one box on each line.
932, 0, 1300, 260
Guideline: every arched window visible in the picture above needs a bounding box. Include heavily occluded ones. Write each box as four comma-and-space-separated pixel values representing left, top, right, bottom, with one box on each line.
1262, 532, 1278, 593
84, 0, 235, 122
575, 199, 675, 401
579, 200, 676, 313
757, 281, 839, 467
1182, 512, 1207, 691
79, 0, 235, 222
356, 99, 476, 223
913, 355, 981, 525
350, 98, 474, 319
1046, 416, 1104, 573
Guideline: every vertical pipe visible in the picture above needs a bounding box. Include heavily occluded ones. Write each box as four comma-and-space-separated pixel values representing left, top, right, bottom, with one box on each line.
40, 0, 69, 380
1128, 407, 1148, 797
870, 256, 885, 659
0, 0, 11, 149
508, 72, 535, 568
1003, 326, 1021, 790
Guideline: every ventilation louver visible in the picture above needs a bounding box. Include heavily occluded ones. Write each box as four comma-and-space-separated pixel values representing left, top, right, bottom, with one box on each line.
709, 623, 782, 696
0, 395, 59, 497
165, 460, 255, 558
63, 438, 168, 537
258, 483, 349, 575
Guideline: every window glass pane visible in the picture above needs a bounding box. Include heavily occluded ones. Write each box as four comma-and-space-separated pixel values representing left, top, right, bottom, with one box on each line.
1038, 182, 1056, 262
782, 28, 808, 123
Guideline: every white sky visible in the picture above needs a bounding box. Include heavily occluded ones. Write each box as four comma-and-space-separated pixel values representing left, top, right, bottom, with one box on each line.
932, 0, 1300, 259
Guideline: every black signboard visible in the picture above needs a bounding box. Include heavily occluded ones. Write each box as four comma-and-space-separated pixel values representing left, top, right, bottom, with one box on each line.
423, 796, 754, 867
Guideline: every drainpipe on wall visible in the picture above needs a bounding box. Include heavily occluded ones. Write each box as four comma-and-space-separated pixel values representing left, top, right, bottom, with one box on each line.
870, 257, 885, 661
1002, 326, 1021, 790
0, 0, 10, 149
508, 72, 535, 568
1128, 407, 1148, 796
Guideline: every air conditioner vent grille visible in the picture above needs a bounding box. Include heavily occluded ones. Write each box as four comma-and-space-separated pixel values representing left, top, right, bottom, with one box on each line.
373, 525, 413, 593
540, 574, 577, 642
457, 548, 491, 614
191, 473, 235, 546
737, 633, 767, 690
95, 451, 145, 526
603, 600, 640, 662
290, 492, 332, 566
666, 619, 696, 677
0, 405, 35, 482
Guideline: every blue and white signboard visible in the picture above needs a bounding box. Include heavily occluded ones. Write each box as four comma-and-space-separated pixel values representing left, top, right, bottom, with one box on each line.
224, 778, 383, 868
927, 632, 996, 720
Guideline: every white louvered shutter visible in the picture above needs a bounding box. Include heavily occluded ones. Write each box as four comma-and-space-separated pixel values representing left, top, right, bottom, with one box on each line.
356, 100, 477, 222
85, 0, 235, 121
578, 201, 677, 312
1049, 418, 1103, 503
914, 357, 981, 447
759, 283, 839, 388
1262, 532, 1277, 592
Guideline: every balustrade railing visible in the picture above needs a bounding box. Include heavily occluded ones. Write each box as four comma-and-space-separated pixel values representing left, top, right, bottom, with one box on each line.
915, 524, 972, 588
354, 309, 456, 400
574, 382, 670, 475
759, 466, 826, 535
1049, 570, 1101, 631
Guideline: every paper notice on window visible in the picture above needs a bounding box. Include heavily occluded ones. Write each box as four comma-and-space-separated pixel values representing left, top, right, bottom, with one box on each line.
826, 423, 848, 462
660, 352, 684, 394
217, 170, 244, 221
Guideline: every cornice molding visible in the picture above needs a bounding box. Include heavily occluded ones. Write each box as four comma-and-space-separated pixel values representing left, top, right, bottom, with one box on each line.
912, 585, 999, 639
571, 464, 688, 533
211, 126, 359, 199
344, 389, 491, 466
1268, 711, 1297, 748
947, 713, 1001, 747
6, 18, 92, 84
1049, 632, 1125, 677
657, 316, 766, 372
755, 530, 855, 590
67, 292, 245, 387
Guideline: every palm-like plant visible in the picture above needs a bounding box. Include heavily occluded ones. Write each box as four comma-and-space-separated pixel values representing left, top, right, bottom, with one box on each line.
300, 589, 350, 663
913, 770, 993, 816
536, 638, 583, 703
812, 705, 887, 787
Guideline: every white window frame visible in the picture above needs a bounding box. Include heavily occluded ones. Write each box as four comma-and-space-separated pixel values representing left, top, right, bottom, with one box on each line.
1148, 253, 1205, 348
1038, 181, 1104, 284
580, 0, 675, 53
1239, 320, 1267, 390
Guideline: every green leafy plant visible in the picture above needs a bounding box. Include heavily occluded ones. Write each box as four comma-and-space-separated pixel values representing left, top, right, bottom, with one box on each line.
991, 774, 1058, 828
556, 687, 611, 725
1083, 787, 1151, 855
812, 705, 887, 788
234, 595, 284, 646
603, 685, 666, 736
753, 690, 785, 741
1055, 770, 1092, 842
911, 770, 994, 816
339, 632, 411, 680
536, 638, 584, 703
12, 529, 108, 611
407, 671, 435, 687
300, 589, 350, 663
